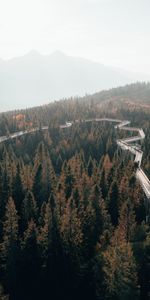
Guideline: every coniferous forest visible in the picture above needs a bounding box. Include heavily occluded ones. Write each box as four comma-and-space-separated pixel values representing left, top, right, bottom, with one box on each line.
0, 83, 150, 300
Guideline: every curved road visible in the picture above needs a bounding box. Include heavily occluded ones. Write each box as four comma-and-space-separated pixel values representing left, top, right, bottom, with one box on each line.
0, 118, 150, 200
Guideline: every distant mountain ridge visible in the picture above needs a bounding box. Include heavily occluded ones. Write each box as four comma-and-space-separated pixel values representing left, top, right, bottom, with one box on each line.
0, 50, 149, 112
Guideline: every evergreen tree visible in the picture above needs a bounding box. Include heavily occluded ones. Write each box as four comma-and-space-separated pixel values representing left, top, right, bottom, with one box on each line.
12, 165, 24, 216
118, 200, 136, 242
107, 180, 119, 226
32, 142, 56, 205
0, 170, 10, 220
103, 228, 139, 300
60, 199, 83, 258
32, 163, 43, 205
0, 198, 19, 298
100, 169, 108, 199
20, 220, 41, 299
22, 190, 37, 231
38, 200, 52, 267
87, 156, 94, 177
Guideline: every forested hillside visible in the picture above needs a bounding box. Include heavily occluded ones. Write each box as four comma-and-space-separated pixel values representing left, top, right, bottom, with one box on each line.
0, 82, 150, 300
0, 50, 142, 112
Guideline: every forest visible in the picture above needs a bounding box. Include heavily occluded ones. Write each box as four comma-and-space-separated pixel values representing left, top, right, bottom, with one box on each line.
0, 82, 150, 300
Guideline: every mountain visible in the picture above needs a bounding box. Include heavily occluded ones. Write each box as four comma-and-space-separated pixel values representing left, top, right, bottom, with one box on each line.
0, 50, 149, 112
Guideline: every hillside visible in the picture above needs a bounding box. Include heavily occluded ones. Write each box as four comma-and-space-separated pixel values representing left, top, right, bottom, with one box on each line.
0, 82, 150, 299
0, 51, 149, 112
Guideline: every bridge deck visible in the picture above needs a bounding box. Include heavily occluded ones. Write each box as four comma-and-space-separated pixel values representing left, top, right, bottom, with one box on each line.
0, 118, 149, 199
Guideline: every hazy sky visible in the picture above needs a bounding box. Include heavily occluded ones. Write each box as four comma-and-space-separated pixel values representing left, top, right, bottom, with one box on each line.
0, 0, 150, 73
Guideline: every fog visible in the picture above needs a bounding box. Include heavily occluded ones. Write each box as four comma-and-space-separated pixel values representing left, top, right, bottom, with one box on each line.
0, 0, 150, 111
0, 0, 150, 73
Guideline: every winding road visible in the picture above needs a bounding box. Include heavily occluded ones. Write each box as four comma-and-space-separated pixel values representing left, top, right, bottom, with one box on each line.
0, 118, 150, 200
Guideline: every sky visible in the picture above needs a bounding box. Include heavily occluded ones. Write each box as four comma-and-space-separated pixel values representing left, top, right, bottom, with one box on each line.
0, 0, 150, 74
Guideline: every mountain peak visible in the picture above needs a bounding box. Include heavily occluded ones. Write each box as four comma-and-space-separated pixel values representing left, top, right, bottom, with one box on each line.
25, 49, 66, 60
27, 49, 41, 57
50, 50, 66, 58
0, 50, 148, 112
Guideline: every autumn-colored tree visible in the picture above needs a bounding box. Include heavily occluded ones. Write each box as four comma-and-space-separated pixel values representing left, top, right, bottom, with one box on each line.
0, 198, 19, 298
0, 87, 149, 300
32, 142, 56, 205
118, 200, 136, 242
102, 228, 139, 300
22, 190, 37, 231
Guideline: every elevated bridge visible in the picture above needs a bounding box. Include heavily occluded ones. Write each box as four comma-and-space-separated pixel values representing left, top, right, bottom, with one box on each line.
0, 118, 149, 201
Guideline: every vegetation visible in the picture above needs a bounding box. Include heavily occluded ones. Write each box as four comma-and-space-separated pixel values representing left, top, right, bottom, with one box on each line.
0, 82, 150, 299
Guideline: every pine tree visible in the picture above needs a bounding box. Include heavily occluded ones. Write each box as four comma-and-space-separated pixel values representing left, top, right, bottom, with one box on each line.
64, 164, 75, 200
32, 163, 43, 205
60, 199, 83, 258
0, 170, 10, 220
38, 201, 47, 227
100, 169, 108, 199
22, 190, 37, 231
118, 200, 136, 242
107, 180, 119, 226
12, 165, 24, 215
56, 154, 63, 174
87, 156, 94, 177
38, 200, 52, 270
21, 220, 41, 299
0, 198, 19, 298
90, 185, 109, 243
32, 142, 56, 205
103, 228, 139, 300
